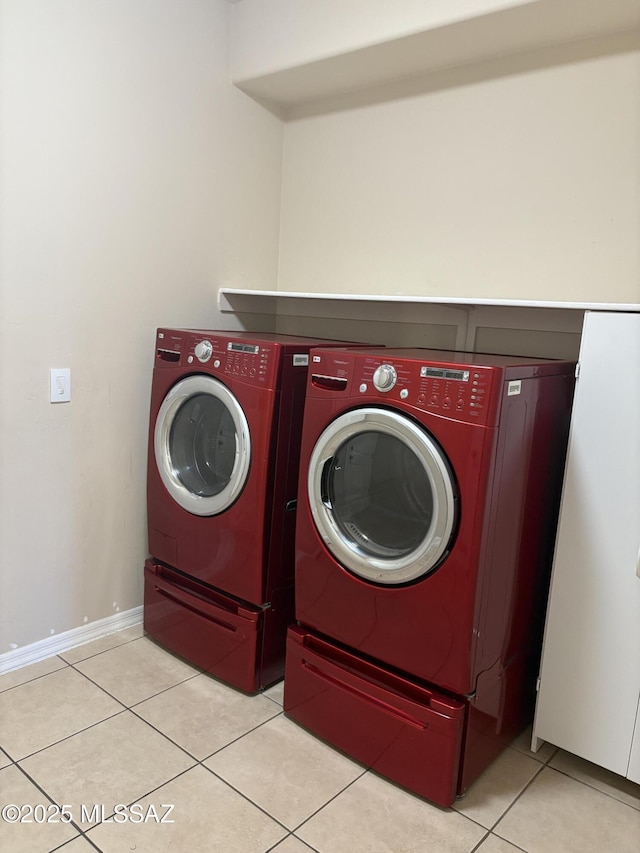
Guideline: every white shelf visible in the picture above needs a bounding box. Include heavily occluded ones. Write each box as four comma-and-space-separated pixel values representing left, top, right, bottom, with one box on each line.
231, 0, 640, 116
218, 288, 640, 314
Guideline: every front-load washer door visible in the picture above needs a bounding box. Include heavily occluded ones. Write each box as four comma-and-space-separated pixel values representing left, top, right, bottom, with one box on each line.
308, 407, 457, 584
154, 375, 250, 516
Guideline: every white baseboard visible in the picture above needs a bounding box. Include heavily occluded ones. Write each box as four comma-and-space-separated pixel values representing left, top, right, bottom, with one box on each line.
0, 607, 144, 676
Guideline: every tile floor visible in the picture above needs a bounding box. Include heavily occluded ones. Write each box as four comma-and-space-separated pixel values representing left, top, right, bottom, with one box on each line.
1, 626, 639, 852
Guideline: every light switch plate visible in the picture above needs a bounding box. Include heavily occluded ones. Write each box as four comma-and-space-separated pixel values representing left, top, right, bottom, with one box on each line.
50, 368, 71, 403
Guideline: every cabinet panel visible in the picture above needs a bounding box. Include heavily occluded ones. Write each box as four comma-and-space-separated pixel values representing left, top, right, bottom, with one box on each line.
533, 312, 640, 777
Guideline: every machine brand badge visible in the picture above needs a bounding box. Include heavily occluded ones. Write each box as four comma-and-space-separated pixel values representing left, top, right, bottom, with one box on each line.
507, 380, 522, 396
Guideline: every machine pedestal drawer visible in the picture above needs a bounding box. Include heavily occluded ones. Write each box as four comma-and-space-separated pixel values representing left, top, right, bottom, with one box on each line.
144, 559, 263, 693
284, 625, 466, 807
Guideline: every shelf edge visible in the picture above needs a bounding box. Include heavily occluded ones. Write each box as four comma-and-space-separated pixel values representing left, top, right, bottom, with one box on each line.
218, 288, 640, 313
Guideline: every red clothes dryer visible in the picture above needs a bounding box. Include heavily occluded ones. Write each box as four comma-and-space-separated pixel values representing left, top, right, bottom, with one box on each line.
284, 347, 575, 806
144, 329, 360, 693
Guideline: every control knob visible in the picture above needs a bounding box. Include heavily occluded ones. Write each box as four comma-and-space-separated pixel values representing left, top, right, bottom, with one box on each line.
373, 364, 398, 392
194, 340, 213, 363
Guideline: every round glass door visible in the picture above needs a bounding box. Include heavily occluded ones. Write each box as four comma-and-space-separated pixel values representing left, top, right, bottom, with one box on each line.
154, 375, 250, 516
308, 407, 456, 584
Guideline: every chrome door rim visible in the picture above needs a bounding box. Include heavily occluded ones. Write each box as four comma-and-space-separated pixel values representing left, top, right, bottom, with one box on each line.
154, 375, 251, 516
308, 407, 456, 584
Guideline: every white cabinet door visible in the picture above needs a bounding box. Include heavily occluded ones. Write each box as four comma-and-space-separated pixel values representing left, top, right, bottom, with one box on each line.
533, 311, 640, 778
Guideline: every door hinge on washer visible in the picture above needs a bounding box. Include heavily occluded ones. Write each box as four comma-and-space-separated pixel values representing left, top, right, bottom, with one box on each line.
536, 676, 541, 692
575, 363, 580, 380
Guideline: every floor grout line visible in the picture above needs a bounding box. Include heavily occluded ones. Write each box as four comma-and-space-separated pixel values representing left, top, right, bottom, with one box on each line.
469, 828, 492, 853
66, 656, 201, 710
536, 762, 640, 811
13, 707, 128, 764
197, 708, 285, 763
265, 832, 321, 853
290, 765, 370, 835
8, 762, 87, 846
487, 760, 546, 834
0, 658, 70, 695
58, 631, 145, 666
199, 762, 293, 836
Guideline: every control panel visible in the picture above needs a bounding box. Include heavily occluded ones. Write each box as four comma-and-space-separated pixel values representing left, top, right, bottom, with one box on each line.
308, 350, 498, 425
155, 330, 279, 387
416, 365, 493, 423
221, 341, 266, 380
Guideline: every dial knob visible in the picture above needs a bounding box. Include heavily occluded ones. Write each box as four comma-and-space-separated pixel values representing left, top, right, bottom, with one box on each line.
194, 340, 213, 363
373, 364, 398, 392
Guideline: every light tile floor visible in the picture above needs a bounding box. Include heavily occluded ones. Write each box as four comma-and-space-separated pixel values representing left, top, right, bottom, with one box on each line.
1, 626, 639, 852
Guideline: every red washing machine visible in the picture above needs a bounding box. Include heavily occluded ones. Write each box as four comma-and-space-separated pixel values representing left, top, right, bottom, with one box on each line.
144, 329, 362, 693
284, 347, 575, 806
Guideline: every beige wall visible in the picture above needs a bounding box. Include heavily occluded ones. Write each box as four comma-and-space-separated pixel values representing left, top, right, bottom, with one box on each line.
0, 0, 283, 651
278, 41, 640, 305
